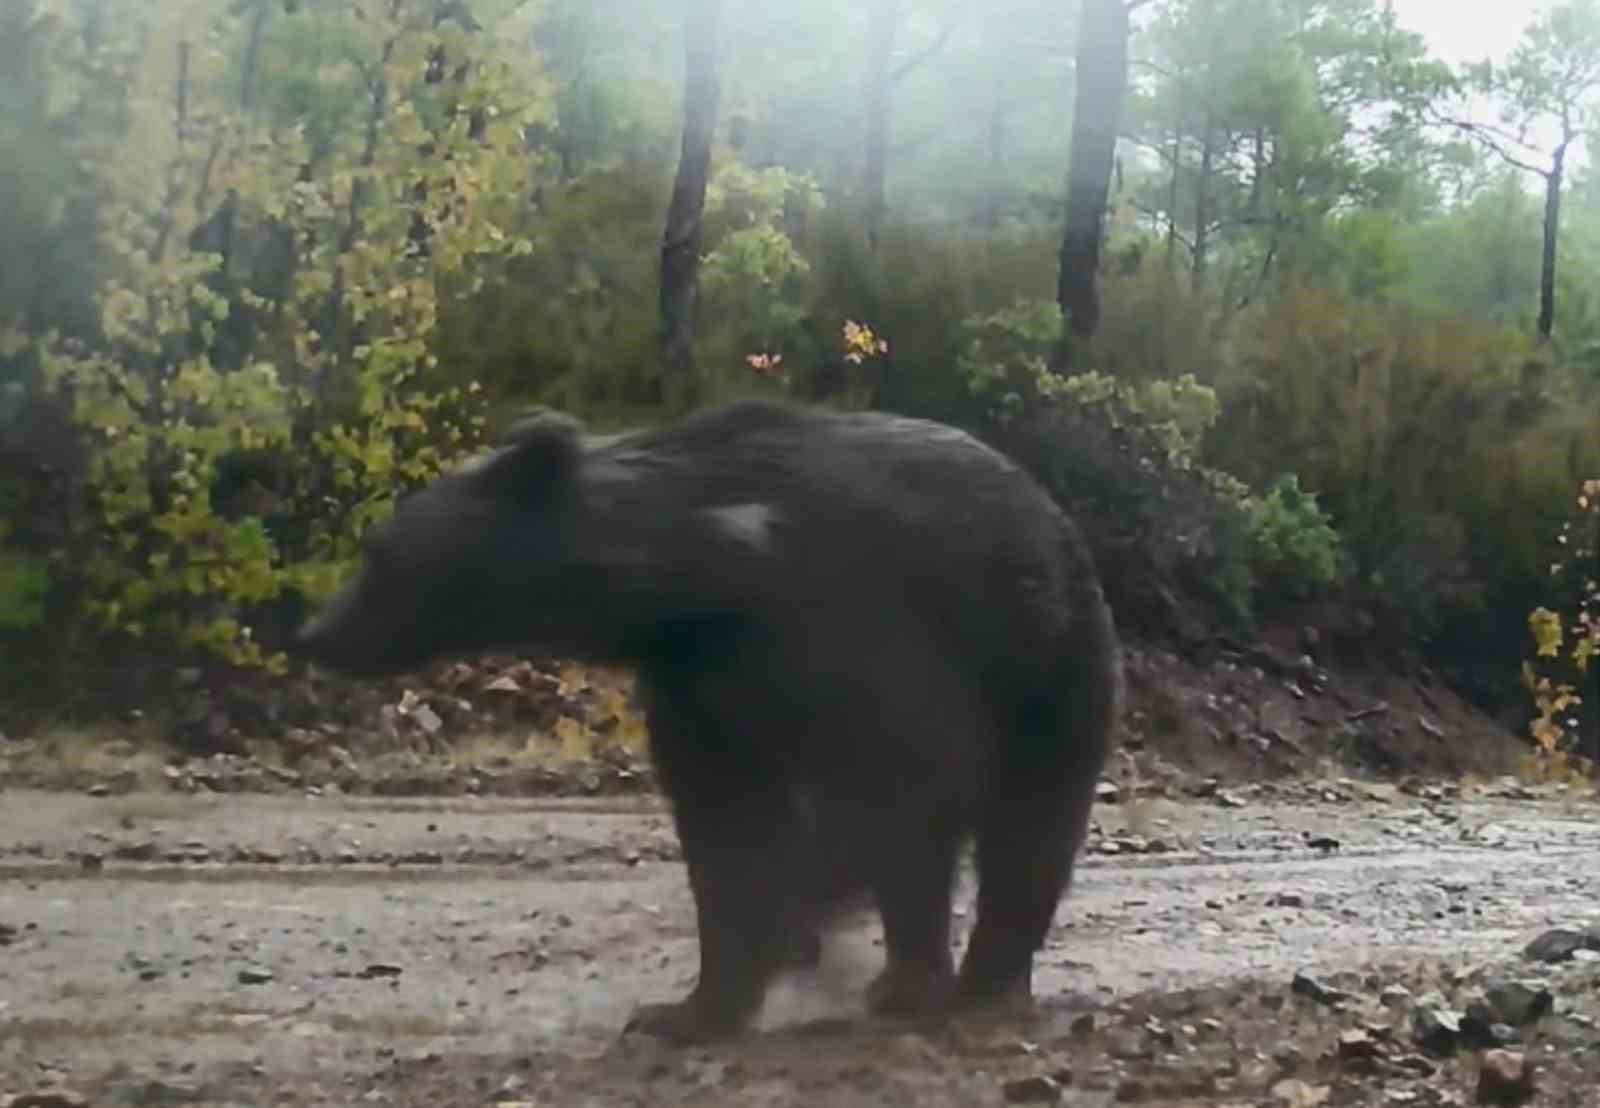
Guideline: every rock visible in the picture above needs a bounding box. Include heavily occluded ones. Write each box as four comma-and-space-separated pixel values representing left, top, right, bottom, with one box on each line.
1380, 984, 1413, 1009
117, 1078, 206, 1104
1482, 980, 1552, 1027
1413, 1003, 1463, 1056
1476, 1049, 1535, 1105
1522, 927, 1595, 964
1069, 1012, 1096, 1037
1094, 780, 1121, 804
358, 963, 403, 980
1269, 892, 1306, 909
398, 850, 444, 865
1269, 1079, 1330, 1106
85, 783, 109, 797
1337, 1028, 1382, 1061
1001, 1075, 1062, 1103
3, 1093, 91, 1108
1459, 996, 1517, 1050
1142, 1016, 1174, 1048
1290, 971, 1348, 1008
1391, 1054, 1436, 1077
237, 965, 274, 985
1272, 1041, 1304, 1071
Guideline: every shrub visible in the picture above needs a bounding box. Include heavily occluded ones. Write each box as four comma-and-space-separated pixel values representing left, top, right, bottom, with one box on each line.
956, 298, 1259, 636
1249, 474, 1343, 601
21, 4, 545, 675
0, 547, 48, 632
1522, 478, 1600, 773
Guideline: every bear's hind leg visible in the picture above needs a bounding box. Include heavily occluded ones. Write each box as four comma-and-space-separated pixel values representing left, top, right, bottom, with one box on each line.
862, 812, 960, 1023
956, 686, 1110, 1013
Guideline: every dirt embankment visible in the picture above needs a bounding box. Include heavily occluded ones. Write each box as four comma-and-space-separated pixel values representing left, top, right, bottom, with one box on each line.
0, 634, 1530, 805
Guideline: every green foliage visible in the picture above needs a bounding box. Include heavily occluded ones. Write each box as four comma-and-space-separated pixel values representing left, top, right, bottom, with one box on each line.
957, 298, 1064, 424
956, 297, 1263, 627
1213, 278, 1567, 628
959, 298, 1223, 463
1248, 474, 1343, 599
6, 0, 1600, 740
696, 160, 824, 386
23, 0, 549, 672
434, 165, 664, 423
0, 518, 49, 632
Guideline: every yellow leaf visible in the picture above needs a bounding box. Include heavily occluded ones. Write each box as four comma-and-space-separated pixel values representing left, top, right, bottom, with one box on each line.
554, 716, 590, 762
1529, 607, 1563, 658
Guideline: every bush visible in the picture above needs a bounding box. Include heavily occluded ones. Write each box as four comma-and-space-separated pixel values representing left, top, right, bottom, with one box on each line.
13, 4, 545, 681
954, 298, 1260, 636
1249, 474, 1343, 601
0, 547, 48, 632
1522, 479, 1600, 772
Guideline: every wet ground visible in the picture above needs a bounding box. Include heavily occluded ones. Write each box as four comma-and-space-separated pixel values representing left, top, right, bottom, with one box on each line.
2, 782, 1598, 1106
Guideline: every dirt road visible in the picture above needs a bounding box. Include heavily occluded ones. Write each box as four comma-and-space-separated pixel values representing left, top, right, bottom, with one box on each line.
3, 783, 1598, 1106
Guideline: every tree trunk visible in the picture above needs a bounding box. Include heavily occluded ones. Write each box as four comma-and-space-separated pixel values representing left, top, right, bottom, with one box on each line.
1247, 127, 1265, 217
658, 0, 723, 402
1192, 110, 1214, 291
1057, 0, 1133, 356
216, 0, 273, 274
1164, 127, 1181, 271
1537, 141, 1567, 343
862, 0, 900, 253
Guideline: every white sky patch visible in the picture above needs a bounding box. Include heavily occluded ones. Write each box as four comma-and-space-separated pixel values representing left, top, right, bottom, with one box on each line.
1389, 0, 1586, 173
1388, 0, 1543, 67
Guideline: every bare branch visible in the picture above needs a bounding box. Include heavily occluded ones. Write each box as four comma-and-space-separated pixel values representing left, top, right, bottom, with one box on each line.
890, 14, 961, 84
1235, 236, 1279, 313
1118, 130, 1183, 164
1436, 113, 1551, 177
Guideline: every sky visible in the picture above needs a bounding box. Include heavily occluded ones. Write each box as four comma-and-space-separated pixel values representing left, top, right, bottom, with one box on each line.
1388, 0, 1542, 65
1388, 0, 1583, 170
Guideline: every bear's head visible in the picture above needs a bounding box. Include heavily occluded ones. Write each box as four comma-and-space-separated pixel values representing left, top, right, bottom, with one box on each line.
293, 408, 591, 679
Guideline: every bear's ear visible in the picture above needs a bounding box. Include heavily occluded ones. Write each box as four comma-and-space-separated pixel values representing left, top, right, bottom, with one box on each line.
472, 408, 583, 497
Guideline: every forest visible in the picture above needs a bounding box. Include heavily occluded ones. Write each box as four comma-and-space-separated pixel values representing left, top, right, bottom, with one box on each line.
0, 0, 1598, 770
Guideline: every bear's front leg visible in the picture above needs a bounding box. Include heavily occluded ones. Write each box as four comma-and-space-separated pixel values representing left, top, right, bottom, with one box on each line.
624, 841, 795, 1044
624, 685, 806, 1045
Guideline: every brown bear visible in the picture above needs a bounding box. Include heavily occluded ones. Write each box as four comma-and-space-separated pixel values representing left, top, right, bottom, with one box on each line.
294, 399, 1120, 1044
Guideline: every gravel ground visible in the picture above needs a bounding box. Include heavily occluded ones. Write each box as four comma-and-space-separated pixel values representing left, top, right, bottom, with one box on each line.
2, 782, 1598, 1106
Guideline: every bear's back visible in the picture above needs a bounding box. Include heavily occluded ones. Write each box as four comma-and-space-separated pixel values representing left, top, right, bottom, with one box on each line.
592, 401, 1096, 664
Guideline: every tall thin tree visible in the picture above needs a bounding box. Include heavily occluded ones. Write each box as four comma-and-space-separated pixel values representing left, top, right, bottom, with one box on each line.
1056, 0, 1150, 361
1442, 0, 1600, 343
659, 0, 724, 404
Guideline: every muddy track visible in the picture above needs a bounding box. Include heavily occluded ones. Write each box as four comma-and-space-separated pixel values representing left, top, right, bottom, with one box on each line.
2, 786, 1597, 1106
